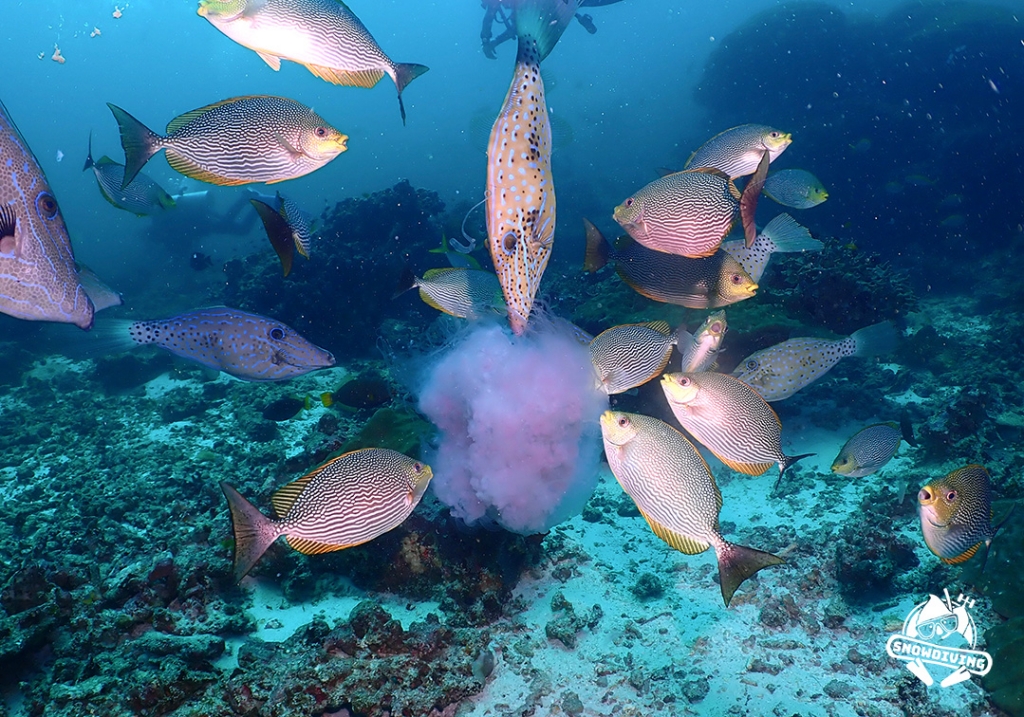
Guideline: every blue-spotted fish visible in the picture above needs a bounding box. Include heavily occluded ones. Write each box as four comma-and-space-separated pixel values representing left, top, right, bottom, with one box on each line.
107, 96, 348, 187
721, 213, 822, 283
0, 99, 93, 329
600, 410, 784, 606
249, 191, 316, 276
764, 169, 829, 209
486, 0, 581, 335
684, 124, 792, 179
732, 322, 898, 402
197, 0, 428, 124
94, 306, 334, 381
83, 133, 175, 216
918, 465, 1002, 565
678, 311, 728, 373
221, 448, 432, 580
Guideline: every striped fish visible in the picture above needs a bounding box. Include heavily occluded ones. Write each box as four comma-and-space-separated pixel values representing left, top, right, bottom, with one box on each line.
831, 422, 910, 477
660, 372, 812, 486
0, 99, 93, 329
94, 307, 335, 381
83, 133, 175, 216
250, 191, 316, 277
918, 465, 997, 565
583, 219, 758, 309
764, 169, 829, 209
684, 124, 792, 179
486, 0, 581, 335
221, 448, 433, 581
198, 0, 428, 124
678, 310, 728, 373
107, 96, 348, 187
732, 322, 898, 402
721, 213, 822, 283
600, 410, 784, 606
613, 151, 770, 259
396, 266, 505, 320
589, 321, 677, 395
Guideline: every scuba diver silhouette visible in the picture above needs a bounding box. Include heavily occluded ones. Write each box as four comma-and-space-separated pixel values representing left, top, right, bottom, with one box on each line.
480, 0, 625, 59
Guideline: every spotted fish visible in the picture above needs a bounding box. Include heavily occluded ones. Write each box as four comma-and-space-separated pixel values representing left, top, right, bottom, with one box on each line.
197, 0, 429, 124
600, 410, 784, 606
83, 133, 175, 216
582, 219, 758, 309
678, 311, 728, 373
486, 0, 581, 335
0, 99, 93, 329
95, 306, 334, 381
396, 266, 505, 320
732, 322, 898, 402
684, 124, 792, 179
589, 321, 678, 395
221, 448, 433, 580
107, 96, 348, 187
918, 465, 1000, 565
721, 213, 822, 283
250, 191, 316, 276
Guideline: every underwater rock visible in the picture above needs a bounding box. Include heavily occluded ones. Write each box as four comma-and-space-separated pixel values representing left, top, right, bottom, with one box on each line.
629, 572, 665, 601
982, 616, 1024, 717
544, 591, 602, 649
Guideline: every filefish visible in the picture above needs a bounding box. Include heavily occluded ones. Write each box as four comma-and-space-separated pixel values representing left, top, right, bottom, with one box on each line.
197, 0, 428, 124
395, 266, 505, 320
721, 213, 822, 283
613, 151, 769, 258
732, 322, 898, 402
763, 169, 829, 209
0, 99, 93, 329
486, 0, 581, 335
221, 448, 432, 580
661, 372, 812, 484
684, 124, 792, 179
600, 410, 785, 606
918, 465, 997, 565
107, 96, 348, 187
678, 310, 727, 373
250, 191, 315, 276
832, 419, 916, 477
589, 321, 678, 395
95, 307, 335, 381
583, 219, 758, 309
83, 133, 175, 216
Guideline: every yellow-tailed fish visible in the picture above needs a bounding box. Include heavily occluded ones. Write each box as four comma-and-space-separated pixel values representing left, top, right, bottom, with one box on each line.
732, 322, 898, 402
583, 219, 757, 309
918, 465, 1001, 565
832, 418, 916, 477
763, 169, 829, 209
600, 410, 784, 606
221, 448, 432, 580
486, 0, 581, 335
83, 133, 175, 216
678, 310, 728, 373
250, 191, 316, 276
0, 99, 93, 329
613, 151, 769, 258
395, 266, 505, 320
589, 321, 678, 395
661, 372, 812, 486
197, 0, 428, 124
684, 124, 792, 179
107, 96, 348, 188
720, 213, 822, 283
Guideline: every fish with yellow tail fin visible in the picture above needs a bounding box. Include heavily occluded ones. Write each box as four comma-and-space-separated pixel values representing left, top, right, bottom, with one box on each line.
918, 465, 1011, 565
221, 448, 432, 581
589, 321, 679, 395
678, 311, 728, 373
197, 0, 429, 124
486, 0, 581, 335
600, 411, 785, 606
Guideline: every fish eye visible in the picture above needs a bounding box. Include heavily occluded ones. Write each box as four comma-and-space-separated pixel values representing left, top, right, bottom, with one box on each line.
617, 417, 629, 427
36, 193, 59, 219
413, 462, 423, 473
730, 273, 743, 284
269, 327, 286, 340
769, 131, 781, 138
625, 198, 634, 208
945, 490, 957, 502
315, 127, 328, 138
502, 232, 517, 254
678, 376, 691, 387
745, 360, 758, 370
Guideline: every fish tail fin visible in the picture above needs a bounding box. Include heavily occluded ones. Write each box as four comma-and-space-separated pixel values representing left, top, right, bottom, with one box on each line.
393, 63, 429, 125
899, 409, 918, 447
51, 318, 140, 360
715, 540, 785, 607
393, 264, 419, 299
759, 213, 822, 253
514, 0, 582, 63
106, 103, 162, 189
582, 218, 610, 272
220, 482, 281, 582
851, 321, 898, 357
740, 150, 771, 247
83, 131, 95, 171
250, 198, 295, 277
158, 191, 177, 210
774, 452, 815, 491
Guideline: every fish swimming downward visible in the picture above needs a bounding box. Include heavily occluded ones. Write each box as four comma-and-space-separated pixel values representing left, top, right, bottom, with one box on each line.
197, 0, 429, 124
0, 99, 93, 329
918, 465, 1005, 565
249, 190, 316, 276
90, 306, 335, 381
222, 448, 433, 580
83, 133, 176, 216
486, 0, 581, 335
678, 310, 728, 373
600, 411, 785, 606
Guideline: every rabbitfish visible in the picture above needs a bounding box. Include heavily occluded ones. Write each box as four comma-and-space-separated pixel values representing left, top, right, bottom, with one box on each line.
832, 421, 911, 477
589, 321, 677, 395
396, 266, 505, 320
918, 465, 996, 565
721, 213, 822, 283
678, 311, 728, 373
763, 169, 829, 209
684, 124, 792, 179
83, 133, 175, 216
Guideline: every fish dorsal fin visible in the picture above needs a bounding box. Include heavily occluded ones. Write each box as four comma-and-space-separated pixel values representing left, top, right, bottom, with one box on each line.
270, 472, 316, 518
286, 536, 352, 555
422, 267, 459, 281
95, 155, 120, 167
643, 320, 671, 335
166, 150, 248, 186
940, 543, 981, 565
165, 96, 264, 134
638, 508, 710, 555
717, 455, 772, 477
304, 63, 385, 89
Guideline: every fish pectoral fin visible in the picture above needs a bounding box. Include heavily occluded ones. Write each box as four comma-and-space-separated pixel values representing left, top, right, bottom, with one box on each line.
285, 536, 354, 555
303, 64, 385, 89
255, 51, 282, 71
940, 543, 981, 565
639, 508, 710, 555
274, 132, 307, 160
718, 456, 773, 477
